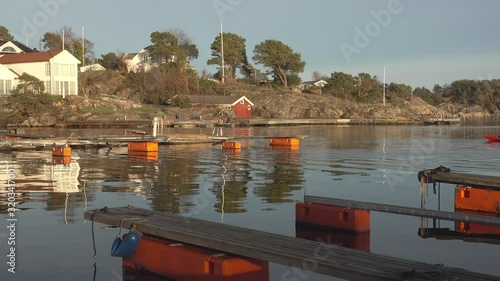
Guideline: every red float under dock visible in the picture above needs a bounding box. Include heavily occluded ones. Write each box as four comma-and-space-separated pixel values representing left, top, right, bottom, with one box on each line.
123, 235, 269, 281
296, 202, 371, 232
455, 186, 500, 214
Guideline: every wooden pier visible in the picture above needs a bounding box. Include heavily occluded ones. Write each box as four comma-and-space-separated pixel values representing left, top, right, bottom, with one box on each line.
85, 206, 500, 281
303, 196, 500, 226
418, 168, 500, 190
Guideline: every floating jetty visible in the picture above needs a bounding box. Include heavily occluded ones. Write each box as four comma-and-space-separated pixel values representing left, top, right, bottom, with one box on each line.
303, 196, 500, 227
85, 206, 500, 281
0, 132, 308, 151
0, 134, 223, 151
423, 118, 461, 126
418, 167, 500, 190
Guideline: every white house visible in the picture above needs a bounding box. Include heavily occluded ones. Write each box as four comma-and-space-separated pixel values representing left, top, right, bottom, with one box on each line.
0, 63, 18, 95
80, 63, 106, 72
303, 80, 328, 88
0, 39, 35, 54
123, 46, 192, 73
123, 47, 159, 73
0, 50, 81, 97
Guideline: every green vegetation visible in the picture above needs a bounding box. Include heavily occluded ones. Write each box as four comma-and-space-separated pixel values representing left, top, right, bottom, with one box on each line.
438, 79, 500, 112
98, 52, 127, 72
208, 32, 250, 81
253, 39, 306, 88
0, 26, 14, 40
8, 74, 61, 117
2, 23, 499, 116
12, 73, 45, 95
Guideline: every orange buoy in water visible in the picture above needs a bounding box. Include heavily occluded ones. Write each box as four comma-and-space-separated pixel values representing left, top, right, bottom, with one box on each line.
222, 141, 241, 150
269, 138, 299, 147
128, 142, 158, 152
52, 145, 71, 157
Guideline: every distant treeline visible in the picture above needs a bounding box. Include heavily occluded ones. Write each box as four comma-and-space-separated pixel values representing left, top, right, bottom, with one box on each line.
319, 72, 500, 113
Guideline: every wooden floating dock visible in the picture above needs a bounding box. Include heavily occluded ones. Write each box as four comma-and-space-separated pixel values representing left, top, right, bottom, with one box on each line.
423, 118, 461, 125
419, 169, 500, 190
304, 196, 500, 227
84, 206, 500, 281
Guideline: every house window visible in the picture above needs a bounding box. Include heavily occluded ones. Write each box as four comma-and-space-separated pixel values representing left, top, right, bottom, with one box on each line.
70, 82, 75, 95
239, 99, 244, 105
0, 80, 4, 94
64, 81, 69, 95
62, 64, 69, 77
70, 65, 76, 77
5, 80, 11, 94
54, 81, 60, 95
1, 46, 16, 53
45, 63, 51, 76
53, 64, 59, 76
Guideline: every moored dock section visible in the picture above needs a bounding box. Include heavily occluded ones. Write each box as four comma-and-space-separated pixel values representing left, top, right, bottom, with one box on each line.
418, 167, 500, 214
85, 206, 500, 281
418, 167, 500, 190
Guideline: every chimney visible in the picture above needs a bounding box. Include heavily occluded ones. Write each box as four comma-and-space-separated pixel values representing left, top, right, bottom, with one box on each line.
0, 36, 4, 41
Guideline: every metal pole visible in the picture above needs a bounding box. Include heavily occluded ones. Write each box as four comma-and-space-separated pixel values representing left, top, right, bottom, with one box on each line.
82, 25, 85, 66
383, 66, 386, 106
221, 21, 225, 84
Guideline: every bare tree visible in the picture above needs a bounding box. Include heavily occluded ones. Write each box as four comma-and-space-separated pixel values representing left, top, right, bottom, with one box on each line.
312, 71, 326, 81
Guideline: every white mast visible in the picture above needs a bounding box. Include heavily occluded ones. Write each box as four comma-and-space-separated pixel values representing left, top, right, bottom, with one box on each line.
383, 66, 386, 106
82, 25, 85, 66
221, 21, 225, 84
62, 29, 65, 50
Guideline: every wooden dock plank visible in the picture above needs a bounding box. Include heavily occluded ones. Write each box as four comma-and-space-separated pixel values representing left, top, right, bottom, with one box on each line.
304, 196, 500, 227
84, 206, 500, 281
420, 170, 500, 190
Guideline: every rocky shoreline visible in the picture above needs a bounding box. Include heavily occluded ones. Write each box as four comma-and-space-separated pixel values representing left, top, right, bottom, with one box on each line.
0, 91, 497, 128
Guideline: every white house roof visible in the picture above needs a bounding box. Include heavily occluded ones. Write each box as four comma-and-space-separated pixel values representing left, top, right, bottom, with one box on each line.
0, 63, 18, 79
0, 40, 35, 53
80, 63, 106, 72
0, 50, 80, 65
185, 95, 254, 107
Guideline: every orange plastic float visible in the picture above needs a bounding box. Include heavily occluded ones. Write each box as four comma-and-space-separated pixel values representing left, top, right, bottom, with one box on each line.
123, 236, 269, 281
52, 146, 71, 157
296, 202, 370, 233
269, 138, 299, 147
222, 141, 241, 150
455, 186, 500, 214
128, 142, 158, 152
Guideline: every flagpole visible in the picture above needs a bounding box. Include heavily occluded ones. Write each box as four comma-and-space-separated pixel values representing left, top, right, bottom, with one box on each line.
383, 66, 386, 106
82, 25, 85, 66
221, 21, 225, 84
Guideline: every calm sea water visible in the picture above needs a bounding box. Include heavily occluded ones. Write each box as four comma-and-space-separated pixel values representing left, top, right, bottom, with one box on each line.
1, 124, 500, 281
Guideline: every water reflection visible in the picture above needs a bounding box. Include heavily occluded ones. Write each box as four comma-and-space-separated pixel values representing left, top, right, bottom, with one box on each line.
212, 149, 249, 214
1, 125, 500, 280
419, 210, 500, 245
0, 151, 88, 225
253, 148, 304, 203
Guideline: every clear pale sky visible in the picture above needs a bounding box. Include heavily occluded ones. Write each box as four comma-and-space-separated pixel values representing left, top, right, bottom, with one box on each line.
3, 0, 500, 89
